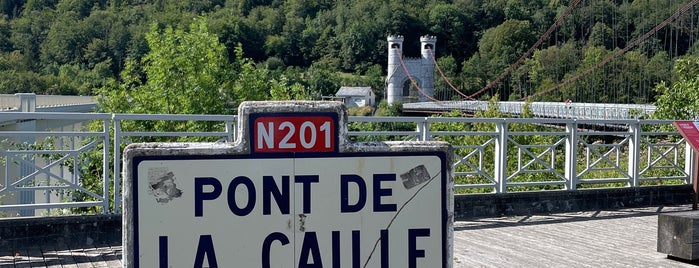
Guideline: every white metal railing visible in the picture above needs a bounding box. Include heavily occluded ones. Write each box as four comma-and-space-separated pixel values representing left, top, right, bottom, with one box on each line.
0, 112, 692, 216
0, 94, 97, 111
403, 101, 657, 120
0, 112, 111, 216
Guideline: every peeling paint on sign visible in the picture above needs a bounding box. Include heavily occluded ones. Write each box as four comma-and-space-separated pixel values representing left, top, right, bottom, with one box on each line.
400, 164, 431, 189
147, 168, 183, 203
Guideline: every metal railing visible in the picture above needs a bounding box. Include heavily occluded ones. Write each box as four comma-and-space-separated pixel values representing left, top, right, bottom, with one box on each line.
403, 101, 657, 120
0, 93, 97, 111
0, 112, 692, 216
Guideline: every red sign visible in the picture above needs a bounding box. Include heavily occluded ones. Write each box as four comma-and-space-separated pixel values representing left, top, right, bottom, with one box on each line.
252, 114, 336, 153
674, 121, 699, 153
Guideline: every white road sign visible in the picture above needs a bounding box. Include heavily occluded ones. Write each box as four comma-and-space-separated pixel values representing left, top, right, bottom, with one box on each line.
132, 152, 448, 267
124, 101, 453, 268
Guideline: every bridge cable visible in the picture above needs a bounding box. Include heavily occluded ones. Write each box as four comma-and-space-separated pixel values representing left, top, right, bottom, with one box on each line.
467, 0, 583, 100
429, 49, 476, 100
395, 48, 444, 103
522, 0, 699, 100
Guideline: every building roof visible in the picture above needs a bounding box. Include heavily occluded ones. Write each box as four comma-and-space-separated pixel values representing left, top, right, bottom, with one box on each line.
335, 86, 373, 97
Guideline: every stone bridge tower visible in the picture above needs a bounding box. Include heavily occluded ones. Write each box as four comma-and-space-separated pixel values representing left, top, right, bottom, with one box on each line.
386, 35, 437, 104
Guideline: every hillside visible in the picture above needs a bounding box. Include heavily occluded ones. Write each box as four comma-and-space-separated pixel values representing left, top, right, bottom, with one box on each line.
0, 0, 696, 104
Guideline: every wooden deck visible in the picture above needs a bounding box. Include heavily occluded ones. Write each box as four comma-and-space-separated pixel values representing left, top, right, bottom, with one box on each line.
1, 206, 697, 267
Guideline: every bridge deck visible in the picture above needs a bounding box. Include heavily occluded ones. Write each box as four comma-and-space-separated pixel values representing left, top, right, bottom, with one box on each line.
0, 206, 696, 267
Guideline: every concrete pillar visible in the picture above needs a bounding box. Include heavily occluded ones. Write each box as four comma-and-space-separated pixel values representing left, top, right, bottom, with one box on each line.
16, 93, 36, 112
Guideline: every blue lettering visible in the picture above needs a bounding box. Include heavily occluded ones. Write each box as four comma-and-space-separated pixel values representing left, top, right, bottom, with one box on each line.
332, 231, 340, 268
380, 229, 389, 267
341, 174, 366, 213
263, 175, 290, 215
352, 230, 360, 268
194, 177, 222, 217
373, 174, 397, 212
295, 175, 319, 213
159, 236, 168, 268
194, 235, 218, 268
262, 232, 290, 268
298, 231, 323, 268
408, 228, 430, 268
228, 176, 256, 216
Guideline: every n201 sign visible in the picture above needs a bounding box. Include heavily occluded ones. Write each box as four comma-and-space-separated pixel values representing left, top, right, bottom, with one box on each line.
252, 114, 338, 153
131, 153, 448, 268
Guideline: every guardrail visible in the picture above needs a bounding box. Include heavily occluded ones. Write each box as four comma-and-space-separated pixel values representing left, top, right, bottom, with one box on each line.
403, 101, 657, 120
0, 112, 692, 216
0, 93, 97, 111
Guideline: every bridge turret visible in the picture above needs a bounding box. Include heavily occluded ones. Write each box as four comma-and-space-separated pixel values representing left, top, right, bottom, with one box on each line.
419, 35, 437, 102
420, 35, 437, 60
386, 35, 405, 104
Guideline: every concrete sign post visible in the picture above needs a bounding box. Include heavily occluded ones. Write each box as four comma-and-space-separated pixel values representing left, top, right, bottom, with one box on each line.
123, 101, 453, 268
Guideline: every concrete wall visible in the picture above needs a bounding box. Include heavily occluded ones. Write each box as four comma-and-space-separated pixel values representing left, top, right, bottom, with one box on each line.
454, 185, 694, 219
0, 214, 120, 250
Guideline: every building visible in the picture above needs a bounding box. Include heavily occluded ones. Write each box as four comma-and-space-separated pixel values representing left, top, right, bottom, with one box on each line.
385, 35, 436, 104
335, 86, 375, 108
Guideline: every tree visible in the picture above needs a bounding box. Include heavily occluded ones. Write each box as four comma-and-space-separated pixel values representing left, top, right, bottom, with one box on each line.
476, 19, 535, 99
10, 9, 54, 70
428, 3, 470, 63
653, 56, 699, 120
0, 16, 11, 52
97, 18, 232, 116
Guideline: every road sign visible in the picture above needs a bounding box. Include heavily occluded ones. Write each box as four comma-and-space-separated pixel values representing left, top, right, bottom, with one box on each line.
674, 121, 699, 153
123, 101, 453, 268
251, 113, 338, 153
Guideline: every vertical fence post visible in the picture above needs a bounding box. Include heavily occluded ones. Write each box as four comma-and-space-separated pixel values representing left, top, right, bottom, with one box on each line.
17, 93, 36, 216
686, 141, 697, 210
565, 121, 578, 190
494, 120, 508, 193
415, 119, 429, 141
686, 141, 695, 186
422, 118, 431, 141
113, 116, 122, 214
627, 121, 641, 187
102, 119, 110, 213
226, 117, 235, 142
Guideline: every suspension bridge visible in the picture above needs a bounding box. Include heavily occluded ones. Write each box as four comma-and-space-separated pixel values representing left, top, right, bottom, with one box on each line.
386, 0, 699, 117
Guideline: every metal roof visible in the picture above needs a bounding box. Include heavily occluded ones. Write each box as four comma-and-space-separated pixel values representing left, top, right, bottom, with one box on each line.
336, 86, 373, 96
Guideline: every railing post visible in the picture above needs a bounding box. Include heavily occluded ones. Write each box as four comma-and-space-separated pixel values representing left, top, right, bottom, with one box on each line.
102, 119, 110, 213
16, 93, 36, 112
494, 120, 508, 193
686, 141, 696, 185
415, 119, 430, 141
565, 121, 578, 190
17, 93, 36, 216
226, 117, 235, 142
113, 116, 122, 214
627, 121, 641, 187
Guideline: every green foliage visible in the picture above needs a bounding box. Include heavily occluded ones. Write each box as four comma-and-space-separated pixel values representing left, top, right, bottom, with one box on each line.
348, 101, 415, 142
0, 0, 694, 101
653, 56, 699, 120
347, 106, 374, 116
98, 19, 232, 116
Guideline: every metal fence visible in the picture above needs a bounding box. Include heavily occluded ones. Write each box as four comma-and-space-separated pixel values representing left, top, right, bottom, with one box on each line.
0, 112, 692, 216
403, 101, 657, 120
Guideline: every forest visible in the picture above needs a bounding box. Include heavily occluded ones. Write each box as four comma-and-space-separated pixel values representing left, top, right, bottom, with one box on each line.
0, 0, 697, 106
